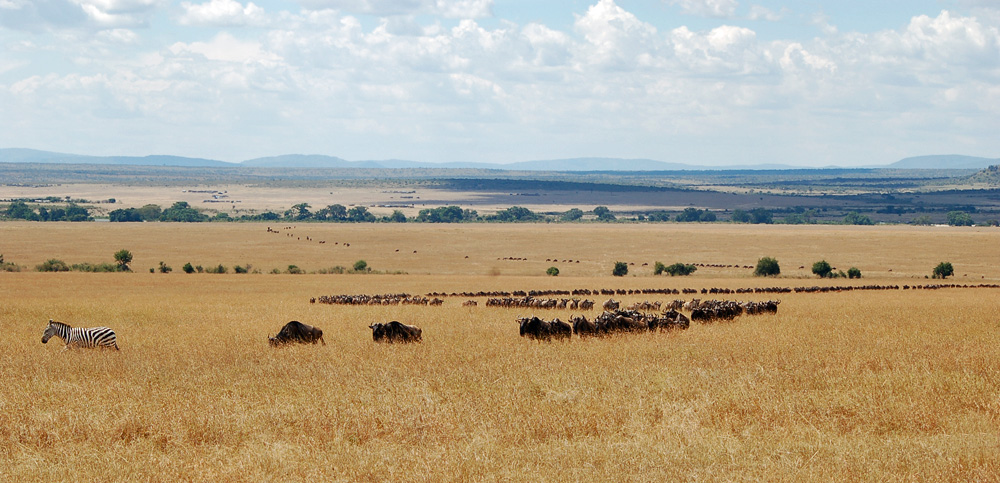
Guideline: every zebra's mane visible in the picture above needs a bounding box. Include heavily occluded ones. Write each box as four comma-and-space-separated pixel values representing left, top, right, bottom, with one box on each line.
49, 320, 72, 330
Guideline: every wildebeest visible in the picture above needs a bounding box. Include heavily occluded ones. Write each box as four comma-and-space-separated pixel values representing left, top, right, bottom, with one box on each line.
550, 318, 572, 340
602, 299, 620, 311
569, 315, 598, 338
269, 321, 325, 347
370, 321, 422, 343
517, 316, 552, 341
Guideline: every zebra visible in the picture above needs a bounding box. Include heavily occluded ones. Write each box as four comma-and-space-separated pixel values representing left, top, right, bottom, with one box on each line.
42, 319, 119, 350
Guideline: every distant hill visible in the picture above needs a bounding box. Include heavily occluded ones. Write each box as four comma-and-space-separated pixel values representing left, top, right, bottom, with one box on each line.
4, 147, 999, 171
967, 164, 1000, 185
241, 154, 381, 168
888, 155, 1000, 170
0, 148, 232, 167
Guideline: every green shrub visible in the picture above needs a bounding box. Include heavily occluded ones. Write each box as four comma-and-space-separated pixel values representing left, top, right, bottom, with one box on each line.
811, 260, 833, 278
205, 264, 227, 274
114, 249, 133, 272
546, 266, 559, 276
754, 257, 781, 277
664, 263, 697, 276
158, 261, 172, 273
71, 262, 119, 272
612, 261, 628, 277
182, 263, 195, 274
286, 265, 304, 274
847, 267, 862, 279
653, 261, 666, 275
316, 266, 346, 274
37, 259, 70, 272
353, 260, 368, 272
932, 262, 954, 279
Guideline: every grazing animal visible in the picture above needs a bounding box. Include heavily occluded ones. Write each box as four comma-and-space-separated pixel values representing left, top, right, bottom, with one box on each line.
570, 315, 598, 337
370, 321, 422, 343
517, 316, 552, 341
269, 321, 325, 347
550, 318, 572, 340
603, 299, 620, 311
42, 319, 119, 350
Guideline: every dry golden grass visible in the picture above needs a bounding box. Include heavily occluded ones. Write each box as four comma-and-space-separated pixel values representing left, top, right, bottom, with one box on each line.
2, 222, 1000, 481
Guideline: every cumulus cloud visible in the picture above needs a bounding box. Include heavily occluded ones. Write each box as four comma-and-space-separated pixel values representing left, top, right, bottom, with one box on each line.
292, 0, 492, 19
69, 0, 165, 27
667, 0, 738, 18
179, 0, 267, 27
4, 1, 1000, 165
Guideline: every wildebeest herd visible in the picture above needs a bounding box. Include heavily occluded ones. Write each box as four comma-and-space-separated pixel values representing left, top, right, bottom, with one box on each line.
517, 299, 779, 341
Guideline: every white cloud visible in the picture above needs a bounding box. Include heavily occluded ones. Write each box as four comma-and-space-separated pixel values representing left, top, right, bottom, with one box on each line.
574, 0, 661, 69
293, 0, 492, 19
747, 5, 782, 22
667, 0, 738, 18
69, 0, 164, 27
179, 0, 267, 27
170, 32, 280, 63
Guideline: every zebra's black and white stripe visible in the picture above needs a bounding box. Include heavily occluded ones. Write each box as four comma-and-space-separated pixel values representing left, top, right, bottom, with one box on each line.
42, 319, 119, 350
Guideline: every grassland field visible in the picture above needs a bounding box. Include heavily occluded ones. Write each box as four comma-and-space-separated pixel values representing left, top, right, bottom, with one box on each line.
2, 222, 1000, 481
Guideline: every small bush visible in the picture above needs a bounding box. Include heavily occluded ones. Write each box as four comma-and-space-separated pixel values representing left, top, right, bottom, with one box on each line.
754, 257, 781, 277
812, 260, 833, 278
71, 262, 120, 272
847, 267, 862, 279
158, 261, 172, 273
270, 268, 282, 274
196, 265, 204, 273
316, 266, 346, 274
37, 259, 70, 272
286, 265, 304, 274
932, 262, 954, 279
653, 262, 666, 275
546, 266, 559, 276
182, 263, 195, 274
664, 263, 697, 276
205, 264, 227, 274
353, 260, 368, 272
1, 254, 22, 272
612, 261, 628, 277
234, 264, 249, 274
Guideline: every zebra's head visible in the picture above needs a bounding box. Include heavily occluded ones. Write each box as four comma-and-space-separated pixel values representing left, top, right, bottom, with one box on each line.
42, 319, 56, 343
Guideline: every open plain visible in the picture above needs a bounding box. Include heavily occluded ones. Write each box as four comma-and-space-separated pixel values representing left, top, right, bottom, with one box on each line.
2, 222, 1000, 481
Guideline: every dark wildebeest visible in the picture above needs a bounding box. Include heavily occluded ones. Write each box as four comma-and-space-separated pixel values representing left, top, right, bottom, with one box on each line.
550, 318, 572, 340
517, 316, 552, 341
569, 315, 598, 338
370, 321, 422, 343
603, 299, 620, 311
269, 321, 325, 347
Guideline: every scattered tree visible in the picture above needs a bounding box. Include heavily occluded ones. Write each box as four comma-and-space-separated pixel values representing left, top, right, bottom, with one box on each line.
946, 211, 975, 226
663, 263, 698, 276
811, 260, 833, 278
843, 212, 874, 225
612, 261, 628, 277
353, 260, 368, 272
114, 249, 133, 272
932, 262, 954, 279
847, 267, 862, 279
561, 208, 584, 221
182, 262, 195, 274
546, 266, 559, 276
754, 257, 781, 277
593, 206, 616, 221
157, 261, 172, 273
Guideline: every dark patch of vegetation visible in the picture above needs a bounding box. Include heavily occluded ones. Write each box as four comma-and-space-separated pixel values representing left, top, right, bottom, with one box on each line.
754, 257, 781, 277
612, 261, 628, 277
932, 262, 954, 279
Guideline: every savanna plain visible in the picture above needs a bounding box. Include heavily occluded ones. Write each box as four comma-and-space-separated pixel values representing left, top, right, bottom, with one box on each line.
2, 222, 1000, 481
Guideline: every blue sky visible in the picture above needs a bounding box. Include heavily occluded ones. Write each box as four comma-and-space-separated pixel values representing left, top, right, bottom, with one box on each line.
1, 0, 998, 166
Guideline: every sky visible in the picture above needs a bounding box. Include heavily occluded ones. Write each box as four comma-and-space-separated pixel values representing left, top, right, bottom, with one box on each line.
1, 0, 999, 167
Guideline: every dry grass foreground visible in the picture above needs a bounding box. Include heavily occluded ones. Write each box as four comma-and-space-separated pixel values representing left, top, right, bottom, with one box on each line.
2, 222, 1000, 481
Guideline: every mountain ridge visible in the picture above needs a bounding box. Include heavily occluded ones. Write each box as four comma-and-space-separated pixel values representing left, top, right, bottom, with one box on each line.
2, 148, 997, 171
